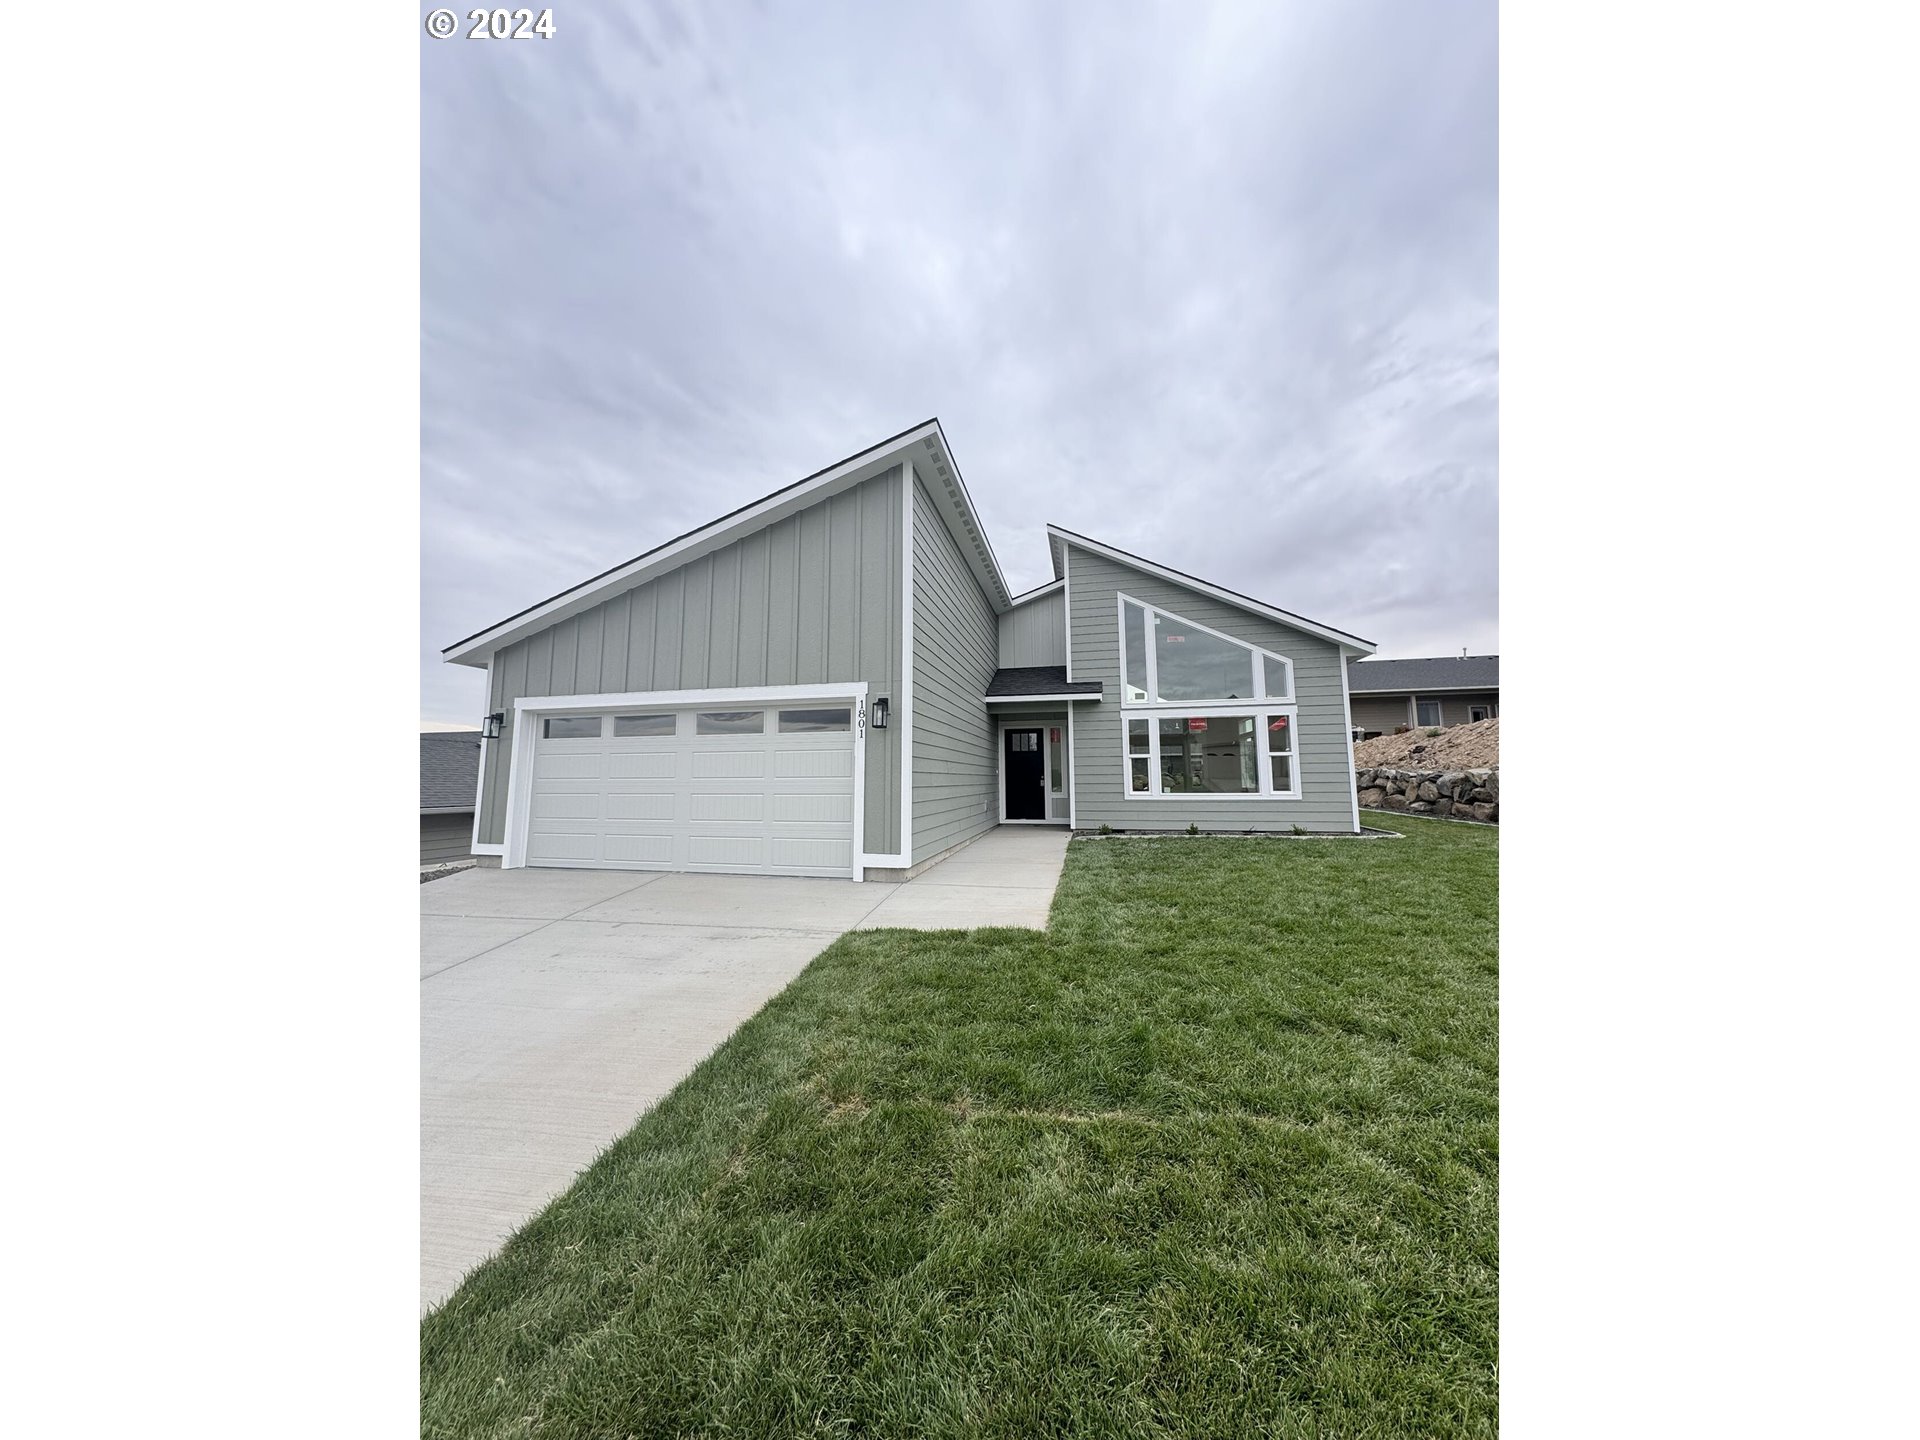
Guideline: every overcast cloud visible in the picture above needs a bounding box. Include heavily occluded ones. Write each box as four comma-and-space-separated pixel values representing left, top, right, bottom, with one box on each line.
422, 1, 1496, 727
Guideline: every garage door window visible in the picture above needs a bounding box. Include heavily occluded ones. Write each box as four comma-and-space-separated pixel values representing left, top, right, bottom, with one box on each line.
543, 715, 603, 739
778, 707, 851, 732
613, 713, 675, 737
697, 710, 765, 735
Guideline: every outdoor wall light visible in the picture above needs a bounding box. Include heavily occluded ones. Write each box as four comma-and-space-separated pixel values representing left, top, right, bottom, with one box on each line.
481, 712, 505, 740
871, 697, 889, 729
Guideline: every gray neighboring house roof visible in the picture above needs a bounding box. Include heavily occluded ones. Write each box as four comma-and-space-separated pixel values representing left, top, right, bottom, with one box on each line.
1347, 655, 1499, 694
985, 666, 1104, 699
421, 732, 483, 813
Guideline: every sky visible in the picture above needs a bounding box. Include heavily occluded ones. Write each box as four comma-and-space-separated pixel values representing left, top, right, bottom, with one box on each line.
421, 0, 1497, 729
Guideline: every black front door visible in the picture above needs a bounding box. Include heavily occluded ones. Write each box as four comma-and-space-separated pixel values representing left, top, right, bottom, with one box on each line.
1004, 728, 1046, 820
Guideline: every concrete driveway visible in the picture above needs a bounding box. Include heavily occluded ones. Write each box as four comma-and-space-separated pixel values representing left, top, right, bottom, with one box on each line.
421, 825, 1068, 1309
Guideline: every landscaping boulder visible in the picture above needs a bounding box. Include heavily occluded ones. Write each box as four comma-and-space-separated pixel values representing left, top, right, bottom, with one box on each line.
1418, 781, 1440, 802
1469, 802, 1497, 823
1358, 787, 1385, 808
1384, 793, 1411, 811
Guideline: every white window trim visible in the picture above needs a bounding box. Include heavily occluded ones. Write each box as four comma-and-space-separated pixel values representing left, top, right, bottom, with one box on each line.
500, 682, 869, 878
1115, 591, 1293, 708
1415, 697, 1445, 728
996, 719, 1070, 825
1119, 703, 1302, 802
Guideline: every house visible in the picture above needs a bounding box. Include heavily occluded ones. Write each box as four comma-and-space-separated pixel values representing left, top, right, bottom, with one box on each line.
420, 731, 482, 866
441, 420, 1377, 881
1345, 655, 1499, 739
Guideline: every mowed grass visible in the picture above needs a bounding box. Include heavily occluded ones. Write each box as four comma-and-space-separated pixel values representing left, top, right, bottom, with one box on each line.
422, 817, 1498, 1439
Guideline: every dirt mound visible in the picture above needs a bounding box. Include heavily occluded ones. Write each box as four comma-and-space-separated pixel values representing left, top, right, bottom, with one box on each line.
1354, 717, 1498, 770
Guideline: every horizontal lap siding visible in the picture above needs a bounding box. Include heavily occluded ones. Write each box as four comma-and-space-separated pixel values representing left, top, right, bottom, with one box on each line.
420, 811, 474, 865
1066, 544, 1360, 833
1350, 695, 1412, 733
997, 589, 1067, 667
910, 473, 999, 860
476, 467, 903, 853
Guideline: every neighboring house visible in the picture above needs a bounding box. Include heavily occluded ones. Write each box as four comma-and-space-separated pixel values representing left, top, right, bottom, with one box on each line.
1346, 655, 1499, 738
420, 731, 482, 866
441, 419, 1377, 881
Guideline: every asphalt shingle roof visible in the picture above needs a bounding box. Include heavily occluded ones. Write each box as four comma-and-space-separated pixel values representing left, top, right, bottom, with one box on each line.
421, 732, 483, 811
1347, 655, 1499, 693
985, 666, 1104, 699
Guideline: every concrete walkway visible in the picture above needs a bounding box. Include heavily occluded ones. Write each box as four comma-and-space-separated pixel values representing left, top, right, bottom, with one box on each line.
421, 825, 1068, 1309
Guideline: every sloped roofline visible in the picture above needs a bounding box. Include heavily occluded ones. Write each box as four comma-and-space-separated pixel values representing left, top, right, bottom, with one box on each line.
442, 418, 1013, 667
1045, 524, 1377, 653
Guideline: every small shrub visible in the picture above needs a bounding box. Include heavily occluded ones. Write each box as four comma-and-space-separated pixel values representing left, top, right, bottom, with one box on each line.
1186, 822, 1200, 836
1425, 727, 1442, 737
1291, 824, 1306, 835
1098, 823, 1113, 836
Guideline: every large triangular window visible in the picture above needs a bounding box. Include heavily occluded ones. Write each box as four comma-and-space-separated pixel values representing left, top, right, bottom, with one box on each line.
1118, 594, 1293, 705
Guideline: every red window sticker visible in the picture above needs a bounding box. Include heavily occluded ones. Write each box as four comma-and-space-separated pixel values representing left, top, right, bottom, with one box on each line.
1050, 727, 1060, 743
1189, 718, 1208, 732
1269, 717, 1288, 731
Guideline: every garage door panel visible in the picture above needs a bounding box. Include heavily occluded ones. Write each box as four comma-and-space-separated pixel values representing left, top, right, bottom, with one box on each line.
690, 750, 766, 779
774, 747, 852, 779
688, 835, 766, 867
527, 831, 600, 862
535, 752, 603, 780
771, 792, 853, 825
603, 833, 674, 865
606, 792, 675, 821
532, 792, 601, 821
690, 792, 764, 822
609, 752, 677, 779
527, 702, 856, 878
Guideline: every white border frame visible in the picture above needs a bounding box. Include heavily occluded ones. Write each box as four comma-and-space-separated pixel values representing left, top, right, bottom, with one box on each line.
1115, 591, 1294, 707
1120, 704, 1302, 802
996, 718, 1070, 826
501, 682, 869, 878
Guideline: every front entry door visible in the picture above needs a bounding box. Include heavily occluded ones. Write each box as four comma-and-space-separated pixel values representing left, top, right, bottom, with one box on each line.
1003, 728, 1046, 820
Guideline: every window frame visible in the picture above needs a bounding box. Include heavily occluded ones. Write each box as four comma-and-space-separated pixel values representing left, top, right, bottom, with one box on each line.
542, 714, 605, 740
1416, 698, 1443, 728
1116, 591, 1293, 706
1117, 701, 1302, 801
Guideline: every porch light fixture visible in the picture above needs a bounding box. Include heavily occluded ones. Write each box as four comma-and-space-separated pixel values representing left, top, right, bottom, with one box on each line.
480, 711, 505, 740
871, 697, 889, 729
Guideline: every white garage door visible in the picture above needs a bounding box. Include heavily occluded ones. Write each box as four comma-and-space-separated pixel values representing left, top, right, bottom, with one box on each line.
523, 703, 856, 877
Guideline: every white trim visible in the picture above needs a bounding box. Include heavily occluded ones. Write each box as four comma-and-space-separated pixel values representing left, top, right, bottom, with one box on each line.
1349, 686, 1499, 697
1339, 646, 1362, 834
499, 682, 869, 876
1066, 704, 1077, 830
996, 719, 1069, 825
982, 693, 1100, 704
1467, 703, 1494, 723
899, 463, 915, 867
1414, 696, 1445, 728
1006, 578, 1064, 606
1049, 525, 1376, 654
1115, 591, 1293, 707
1119, 705, 1303, 802
470, 656, 504, 855
445, 424, 945, 666
509, 682, 863, 714
1061, 548, 1074, 682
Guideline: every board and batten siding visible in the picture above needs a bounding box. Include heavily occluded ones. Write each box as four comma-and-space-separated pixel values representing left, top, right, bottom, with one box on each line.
910, 472, 1000, 860
420, 811, 474, 865
997, 588, 1067, 667
1064, 543, 1360, 832
475, 466, 904, 854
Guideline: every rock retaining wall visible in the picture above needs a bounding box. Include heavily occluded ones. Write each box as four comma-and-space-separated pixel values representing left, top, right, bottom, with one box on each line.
1356, 767, 1499, 823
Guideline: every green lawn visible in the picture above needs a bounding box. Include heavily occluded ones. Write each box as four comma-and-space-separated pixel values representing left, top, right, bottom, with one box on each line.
422, 816, 1498, 1439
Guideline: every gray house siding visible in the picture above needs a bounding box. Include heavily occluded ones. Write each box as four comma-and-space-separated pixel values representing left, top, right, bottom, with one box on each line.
997, 589, 1067, 667
1350, 691, 1499, 735
910, 472, 1000, 861
1064, 543, 1359, 833
475, 466, 904, 854
420, 811, 474, 865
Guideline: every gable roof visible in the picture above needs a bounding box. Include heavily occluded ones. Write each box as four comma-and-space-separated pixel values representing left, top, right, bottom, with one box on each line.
421, 731, 482, 812
1347, 655, 1499, 693
1045, 525, 1376, 654
443, 419, 1013, 668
